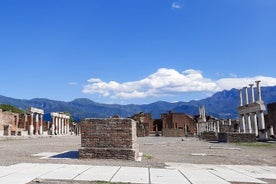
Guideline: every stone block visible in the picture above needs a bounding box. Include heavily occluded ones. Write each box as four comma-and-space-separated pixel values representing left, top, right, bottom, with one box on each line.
79, 118, 139, 161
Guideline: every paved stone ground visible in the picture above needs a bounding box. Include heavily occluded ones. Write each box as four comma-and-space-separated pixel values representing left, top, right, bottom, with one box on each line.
0, 135, 275, 183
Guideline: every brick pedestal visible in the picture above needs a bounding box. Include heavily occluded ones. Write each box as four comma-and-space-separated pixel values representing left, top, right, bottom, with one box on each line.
79, 118, 139, 161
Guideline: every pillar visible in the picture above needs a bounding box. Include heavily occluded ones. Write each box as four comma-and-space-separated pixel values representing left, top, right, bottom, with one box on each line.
239, 89, 243, 106
29, 113, 34, 135
244, 87, 249, 105
249, 84, 255, 103
245, 113, 252, 133
269, 126, 274, 136
35, 114, 39, 135
258, 111, 265, 130
58, 117, 61, 134
217, 121, 220, 133
255, 80, 262, 101
240, 115, 245, 133
66, 119, 70, 134
51, 116, 55, 135
39, 114, 43, 135
55, 116, 58, 135
252, 113, 258, 136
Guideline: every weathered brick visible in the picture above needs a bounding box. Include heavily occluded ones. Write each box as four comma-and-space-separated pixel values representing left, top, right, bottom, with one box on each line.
79, 118, 139, 161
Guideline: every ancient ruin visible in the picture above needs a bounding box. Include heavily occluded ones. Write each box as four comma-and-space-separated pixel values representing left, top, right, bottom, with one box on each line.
162, 111, 197, 137
50, 112, 70, 135
79, 118, 139, 161
238, 81, 267, 138
28, 107, 44, 135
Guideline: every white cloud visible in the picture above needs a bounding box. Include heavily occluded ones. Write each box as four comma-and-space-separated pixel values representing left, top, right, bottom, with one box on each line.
82, 68, 276, 101
172, 2, 183, 9
82, 68, 219, 99
216, 76, 276, 90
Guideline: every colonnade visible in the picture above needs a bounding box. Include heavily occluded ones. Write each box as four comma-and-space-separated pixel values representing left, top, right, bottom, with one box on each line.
50, 112, 70, 135
29, 107, 44, 135
238, 81, 266, 136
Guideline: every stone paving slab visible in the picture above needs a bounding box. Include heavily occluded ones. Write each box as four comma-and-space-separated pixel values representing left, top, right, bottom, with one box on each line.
209, 166, 267, 183
0, 163, 275, 184
150, 168, 190, 184
179, 169, 230, 184
112, 167, 149, 184
223, 165, 276, 180
39, 164, 92, 180
0, 163, 65, 184
74, 165, 119, 181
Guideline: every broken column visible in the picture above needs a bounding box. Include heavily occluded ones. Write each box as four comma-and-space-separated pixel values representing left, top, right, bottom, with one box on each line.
79, 118, 139, 161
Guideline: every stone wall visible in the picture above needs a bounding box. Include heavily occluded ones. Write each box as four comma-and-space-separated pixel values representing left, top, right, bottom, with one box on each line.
200, 131, 217, 141
267, 102, 276, 136
162, 128, 185, 137
136, 122, 150, 137
218, 132, 256, 143
79, 118, 139, 161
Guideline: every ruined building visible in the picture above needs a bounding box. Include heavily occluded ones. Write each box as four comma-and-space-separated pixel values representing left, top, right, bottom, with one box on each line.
162, 111, 196, 137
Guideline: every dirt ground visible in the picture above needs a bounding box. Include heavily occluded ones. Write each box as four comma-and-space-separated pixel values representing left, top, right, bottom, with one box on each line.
0, 135, 275, 168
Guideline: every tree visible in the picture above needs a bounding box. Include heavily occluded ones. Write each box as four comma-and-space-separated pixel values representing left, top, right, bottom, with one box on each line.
0, 104, 25, 114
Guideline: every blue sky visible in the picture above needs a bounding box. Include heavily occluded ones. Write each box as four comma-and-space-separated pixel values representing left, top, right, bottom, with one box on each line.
0, 0, 275, 104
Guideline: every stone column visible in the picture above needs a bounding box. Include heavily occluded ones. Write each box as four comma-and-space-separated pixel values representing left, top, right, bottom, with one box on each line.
252, 113, 258, 136
269, 126, 274, 136
244, 87, 249, 105
58, 117, 61, 134
35, 114, 39, 135
256, 80, 262, 101
39, 114, 43, 135
217, 121, 220, 133
66, 119, 70, 134
29, 113, 34, 135
239, 89, 243, 106
258, 111, 265, 130
51, 116, 55, 135
245, 113, 252, 133
240, 115, 245, 133
60, 118, 64, 134
55, 116, 58, 135
249, 84, 255, 103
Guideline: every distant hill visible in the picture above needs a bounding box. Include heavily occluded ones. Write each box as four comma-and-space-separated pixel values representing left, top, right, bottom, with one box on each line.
0, 86, 275, 121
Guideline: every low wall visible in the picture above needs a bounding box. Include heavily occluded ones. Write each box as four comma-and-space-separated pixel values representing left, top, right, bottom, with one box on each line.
162, 128, 185, 137
79, 118, 139, 161
200, 131, 217, 141
218, 132, 256, 143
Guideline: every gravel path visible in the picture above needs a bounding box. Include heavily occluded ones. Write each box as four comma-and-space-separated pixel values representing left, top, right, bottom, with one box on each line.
0, 135, 275, 168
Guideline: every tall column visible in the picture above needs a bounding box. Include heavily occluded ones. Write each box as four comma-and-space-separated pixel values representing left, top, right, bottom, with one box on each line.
39, 114, 43, 135
66, 119, 70, 134
251, 113, 258, 136
244, 87, 249, 105
55, 116, 58, 135
239, 89, 243, 106
58, 117, 61, 134
249, 84, 255, 103
60, 118, 64, 134
245, 113, 252, 133
29, 113, 34, 135
255, 80, 262, 101
240, 115, 245, 133
258, 111, 265, 130
217, 121, 220, 133
51, 116, 55, 135
34, 114, 39, 135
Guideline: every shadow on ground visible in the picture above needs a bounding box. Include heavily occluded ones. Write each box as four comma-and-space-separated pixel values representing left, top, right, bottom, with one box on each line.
50, 151, 79, 159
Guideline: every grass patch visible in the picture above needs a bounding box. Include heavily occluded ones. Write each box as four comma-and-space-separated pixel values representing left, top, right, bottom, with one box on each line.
234, 142, 275, 147
143, 154, 154, 159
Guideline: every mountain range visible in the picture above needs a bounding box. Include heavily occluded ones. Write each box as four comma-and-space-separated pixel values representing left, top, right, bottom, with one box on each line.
0, 86, 275, 121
